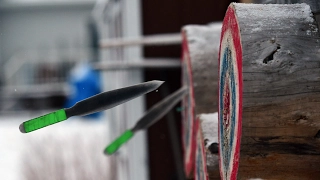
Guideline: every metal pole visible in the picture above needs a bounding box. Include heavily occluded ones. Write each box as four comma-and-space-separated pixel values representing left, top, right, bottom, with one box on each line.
92, 59, 181, 71
99, 33, 181, 48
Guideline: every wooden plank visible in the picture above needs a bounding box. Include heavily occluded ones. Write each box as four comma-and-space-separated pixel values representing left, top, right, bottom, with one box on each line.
219, 3, 320, 180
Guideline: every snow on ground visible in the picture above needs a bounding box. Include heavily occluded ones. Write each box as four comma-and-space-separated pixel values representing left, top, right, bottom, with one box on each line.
0, 113, 110, 180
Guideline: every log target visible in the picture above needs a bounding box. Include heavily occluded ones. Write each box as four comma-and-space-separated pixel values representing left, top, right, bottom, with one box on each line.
181, 24, 221, 178
181, 31, 196, 177
194, 119, 208, 180
218, 6, 243, 180
219, 3, 320, 180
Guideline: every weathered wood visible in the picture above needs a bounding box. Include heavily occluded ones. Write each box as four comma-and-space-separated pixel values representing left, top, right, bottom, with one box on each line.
198, 113, 219, 180
255, 0, 320, 13
252, 0, 320, 31
194, 119, 208, 180
183, 24, 221, 114
219, 3, 320, 180
181, 24, 221, 178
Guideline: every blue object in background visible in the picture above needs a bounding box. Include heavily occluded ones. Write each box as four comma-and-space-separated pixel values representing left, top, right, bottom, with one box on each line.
65, 62, 102, 119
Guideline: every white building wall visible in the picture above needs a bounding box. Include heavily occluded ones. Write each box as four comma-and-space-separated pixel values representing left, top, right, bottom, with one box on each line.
0, 3, 94, 63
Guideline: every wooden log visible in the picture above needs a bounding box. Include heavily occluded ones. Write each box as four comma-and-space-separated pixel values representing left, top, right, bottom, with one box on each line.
263, 0, 320, 31
196, 113, 219, 180
194, 119, 208, 180
254, 0, 320, 13
219, 3, 320, 180
181, 23, 221, 178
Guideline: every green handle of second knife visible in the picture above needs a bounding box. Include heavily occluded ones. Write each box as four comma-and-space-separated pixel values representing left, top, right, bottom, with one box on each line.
104, 130, 134, 155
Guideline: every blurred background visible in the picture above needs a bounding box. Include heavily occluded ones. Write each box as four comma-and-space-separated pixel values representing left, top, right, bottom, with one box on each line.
0, 0, 235, 179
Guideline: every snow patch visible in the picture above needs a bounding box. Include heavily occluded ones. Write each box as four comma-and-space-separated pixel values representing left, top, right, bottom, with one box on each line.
234, 3, 314, 23
0, 116, 110, 180
183, 23, 222, 58
232, 3, 318, 35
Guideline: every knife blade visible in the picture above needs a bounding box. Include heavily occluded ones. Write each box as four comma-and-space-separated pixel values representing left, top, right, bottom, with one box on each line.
19, 80, 164, 133
104, 86, 188, 155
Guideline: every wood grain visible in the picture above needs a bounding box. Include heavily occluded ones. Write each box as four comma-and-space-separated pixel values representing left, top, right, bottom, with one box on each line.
220, 3, 320, 179
181, 24, 221, 179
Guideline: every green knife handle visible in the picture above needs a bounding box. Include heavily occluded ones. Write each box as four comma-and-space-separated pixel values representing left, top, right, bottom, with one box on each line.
20, 109, 67, 133
104, 130, 134, 155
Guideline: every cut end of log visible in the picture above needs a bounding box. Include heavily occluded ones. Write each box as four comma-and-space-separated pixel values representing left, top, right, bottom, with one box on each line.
218, 4, 243, 180
181, 30, 197, 178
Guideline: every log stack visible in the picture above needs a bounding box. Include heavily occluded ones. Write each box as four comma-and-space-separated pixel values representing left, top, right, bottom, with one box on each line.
218, 3, 320, 180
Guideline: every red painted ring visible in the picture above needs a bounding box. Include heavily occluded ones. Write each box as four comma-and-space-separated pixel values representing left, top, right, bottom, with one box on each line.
181, 31, 197, 177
